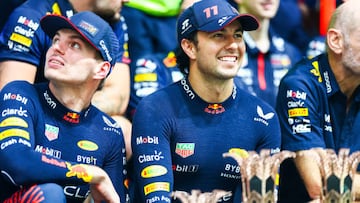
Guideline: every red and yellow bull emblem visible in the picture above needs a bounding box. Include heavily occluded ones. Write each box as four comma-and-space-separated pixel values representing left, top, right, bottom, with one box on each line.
66, 163, 93, 183
204, 103, 225, 114
63, 112, 80, 123
163, 51, 177, 68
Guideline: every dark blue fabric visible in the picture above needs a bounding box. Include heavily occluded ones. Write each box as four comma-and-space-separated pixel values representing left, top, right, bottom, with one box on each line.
0, 81, 127, 203
130, 78, 281, 202
3, 184, 66, 203
276, 53, 360, 202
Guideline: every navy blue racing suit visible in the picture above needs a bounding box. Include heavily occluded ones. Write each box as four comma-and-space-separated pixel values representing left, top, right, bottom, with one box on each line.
130, 78, 281, 202
0, 81, 128, 203
276, 53, 360, 202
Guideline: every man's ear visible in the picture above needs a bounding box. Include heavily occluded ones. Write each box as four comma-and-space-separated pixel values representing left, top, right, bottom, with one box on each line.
94, 61, 111, 79
181, 38, 197, 60
327, 28, 343, 54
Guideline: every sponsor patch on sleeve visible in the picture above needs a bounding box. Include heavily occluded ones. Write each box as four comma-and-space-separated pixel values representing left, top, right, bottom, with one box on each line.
10, 33, 32, 47
144, 182, 170, 195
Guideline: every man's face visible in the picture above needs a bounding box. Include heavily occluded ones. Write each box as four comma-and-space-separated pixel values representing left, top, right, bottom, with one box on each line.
238, 0, 280, 20
44, 29, 102, 85
342, 27, 360, 75
190, 20, 246, 81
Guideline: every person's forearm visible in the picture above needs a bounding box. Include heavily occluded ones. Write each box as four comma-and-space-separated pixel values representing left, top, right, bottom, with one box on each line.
84, 165, 120, 203
294, 150, 323, 200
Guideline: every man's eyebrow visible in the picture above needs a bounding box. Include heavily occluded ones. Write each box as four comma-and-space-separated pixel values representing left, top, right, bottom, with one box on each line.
68, 34, 86, 42
54, 31, 86, 41
218, 27, 244, 32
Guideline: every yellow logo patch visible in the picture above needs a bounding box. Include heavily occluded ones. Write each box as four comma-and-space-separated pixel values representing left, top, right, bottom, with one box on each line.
288, 108, 309, 117
141, 165, 167, 178
144, 182, 170, 195
77, 140, 98, 151
134, 73, 157, 82
10, 33, 32, 47
0, 129, 29, 140
0, 117, 28, 128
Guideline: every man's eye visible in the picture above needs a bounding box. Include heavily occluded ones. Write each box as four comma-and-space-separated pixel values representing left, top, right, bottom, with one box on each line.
70, 42, 80, 49
213, 33, 224, 38
52, 38, 59, 45
234, 33, 243, 39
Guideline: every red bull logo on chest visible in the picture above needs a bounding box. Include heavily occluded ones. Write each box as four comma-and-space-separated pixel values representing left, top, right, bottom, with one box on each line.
63, 112, 80, 123
204, 103, 225, 114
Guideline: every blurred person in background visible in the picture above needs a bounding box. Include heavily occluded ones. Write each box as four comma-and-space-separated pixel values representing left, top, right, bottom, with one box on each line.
122, 0, 195, 120
234, 0, 302, 108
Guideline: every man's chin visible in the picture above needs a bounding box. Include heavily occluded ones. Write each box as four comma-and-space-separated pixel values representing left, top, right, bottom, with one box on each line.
93, 10, 120, 23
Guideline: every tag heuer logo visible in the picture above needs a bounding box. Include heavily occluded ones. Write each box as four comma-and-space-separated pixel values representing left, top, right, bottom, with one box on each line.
175, 143, 195, 158
45, 124, 59, 141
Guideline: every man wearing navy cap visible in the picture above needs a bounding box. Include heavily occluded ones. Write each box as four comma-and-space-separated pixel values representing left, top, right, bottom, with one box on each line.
0, 11, 127, 203
130, 0, 281, 202
0, 0, 133, 164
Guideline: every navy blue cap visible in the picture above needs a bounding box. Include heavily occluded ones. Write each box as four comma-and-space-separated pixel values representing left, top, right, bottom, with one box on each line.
177, 0, 259, 44
40, 11, 120, 72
